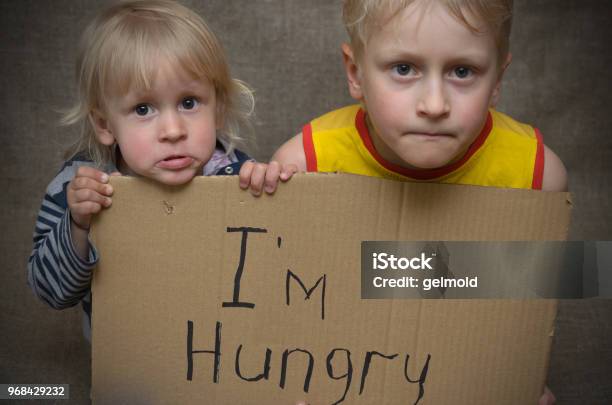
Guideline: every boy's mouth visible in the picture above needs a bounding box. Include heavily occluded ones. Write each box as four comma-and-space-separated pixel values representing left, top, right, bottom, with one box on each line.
408, 132, 452, 138
156, 155, 194, 170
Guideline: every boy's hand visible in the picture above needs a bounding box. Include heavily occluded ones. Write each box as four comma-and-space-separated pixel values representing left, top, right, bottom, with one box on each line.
539, 386, 556, 405
239, 161, 298, 196
67, 166, 117, 230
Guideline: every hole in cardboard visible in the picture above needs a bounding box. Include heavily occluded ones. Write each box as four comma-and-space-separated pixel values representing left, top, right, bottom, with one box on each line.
162, 200, 175, 215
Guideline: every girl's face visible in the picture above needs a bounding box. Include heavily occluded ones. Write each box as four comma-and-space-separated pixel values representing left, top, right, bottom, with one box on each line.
92, 61, 219, 186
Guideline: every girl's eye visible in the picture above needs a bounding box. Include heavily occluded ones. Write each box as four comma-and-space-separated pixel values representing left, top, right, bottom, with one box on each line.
181, 97, 198, 110
453, 66, 472, 79
135, 104, 151, 116
394, 64, 413, 76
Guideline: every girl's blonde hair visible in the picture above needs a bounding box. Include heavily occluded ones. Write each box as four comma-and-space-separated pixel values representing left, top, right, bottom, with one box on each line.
62, 0, 254, 166
343, 0, 513, 66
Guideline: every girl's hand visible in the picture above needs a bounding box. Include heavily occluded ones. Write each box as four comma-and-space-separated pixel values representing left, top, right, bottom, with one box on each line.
239, 161, 298, 196
67, 166, 117, 230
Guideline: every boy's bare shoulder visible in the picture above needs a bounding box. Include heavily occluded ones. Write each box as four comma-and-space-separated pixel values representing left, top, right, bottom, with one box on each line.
272, 133, 307, 172
542, 145, 568, 191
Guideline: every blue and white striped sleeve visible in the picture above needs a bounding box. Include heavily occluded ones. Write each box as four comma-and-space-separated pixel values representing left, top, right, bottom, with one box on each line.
27, 161, 99, 309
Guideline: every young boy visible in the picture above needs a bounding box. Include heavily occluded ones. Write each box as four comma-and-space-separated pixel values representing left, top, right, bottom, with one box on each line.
244, 1, 561, 403
265, 0, 567, 192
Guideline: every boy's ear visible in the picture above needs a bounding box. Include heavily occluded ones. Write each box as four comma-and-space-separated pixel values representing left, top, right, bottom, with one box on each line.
490, 52, 512, 107
89, 109, 115, 146
342, 43, 364, 101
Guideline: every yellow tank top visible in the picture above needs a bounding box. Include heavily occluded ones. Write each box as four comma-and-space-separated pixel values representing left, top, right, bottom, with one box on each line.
302, 105, 544, 189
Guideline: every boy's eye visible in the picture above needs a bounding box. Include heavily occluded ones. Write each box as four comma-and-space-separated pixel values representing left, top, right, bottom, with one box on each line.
394, 64, 413, 76
453, 66, 472, 79
180, 97, 199, 110
135, 104, 151, 116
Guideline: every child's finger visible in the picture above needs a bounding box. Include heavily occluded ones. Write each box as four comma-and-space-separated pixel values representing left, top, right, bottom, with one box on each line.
76, 166, 109, 183
71, 176, 113, 196
110, 171, 122, 176
264, 161, 281, 194
239, 161, 254, 189
280, 163, 299, 181
249, 163, 267, 196
71, 201, 103, 218
73, 188, 112, 207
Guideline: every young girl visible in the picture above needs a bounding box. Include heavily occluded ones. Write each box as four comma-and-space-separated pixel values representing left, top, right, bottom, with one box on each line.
27, 0, 292, 340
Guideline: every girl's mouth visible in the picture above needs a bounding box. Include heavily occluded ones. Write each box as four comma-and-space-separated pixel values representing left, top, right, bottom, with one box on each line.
156, 156, 194, 170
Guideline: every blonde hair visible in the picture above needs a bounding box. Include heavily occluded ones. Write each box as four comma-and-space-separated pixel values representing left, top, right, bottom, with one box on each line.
62, 0, 254, 166
343, 0, 513, 66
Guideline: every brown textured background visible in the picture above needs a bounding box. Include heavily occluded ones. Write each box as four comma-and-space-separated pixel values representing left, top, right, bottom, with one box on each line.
1, 0, 611, 403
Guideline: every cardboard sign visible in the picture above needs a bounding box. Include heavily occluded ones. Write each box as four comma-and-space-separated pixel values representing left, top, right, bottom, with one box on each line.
91, 174, 571, 404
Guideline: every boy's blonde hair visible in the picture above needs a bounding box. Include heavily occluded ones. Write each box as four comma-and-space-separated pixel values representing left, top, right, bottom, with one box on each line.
343, 0, 513, 65
63, 0, 254, 166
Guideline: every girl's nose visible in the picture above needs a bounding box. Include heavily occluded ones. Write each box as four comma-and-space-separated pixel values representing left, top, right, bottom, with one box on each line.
159, 111, 187, 142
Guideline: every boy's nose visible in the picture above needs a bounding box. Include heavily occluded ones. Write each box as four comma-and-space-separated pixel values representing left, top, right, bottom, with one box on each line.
159, 111, 187, 142
417, 79, 450, 118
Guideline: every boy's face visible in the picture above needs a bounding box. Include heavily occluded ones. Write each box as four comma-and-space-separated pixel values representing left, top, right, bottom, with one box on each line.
345, 1, 507, 170
92, 60, 218, 185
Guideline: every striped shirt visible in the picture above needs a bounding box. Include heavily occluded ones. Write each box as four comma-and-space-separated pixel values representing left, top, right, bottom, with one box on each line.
27, 144, 251, 340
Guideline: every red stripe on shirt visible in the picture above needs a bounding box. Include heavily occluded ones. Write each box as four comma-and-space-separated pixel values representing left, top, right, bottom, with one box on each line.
532, 128, 545, 190
302, 123, 317, 172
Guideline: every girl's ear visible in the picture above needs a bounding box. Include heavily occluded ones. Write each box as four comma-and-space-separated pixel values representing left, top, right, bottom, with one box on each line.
490, 52, 512, 107
342, 43, 364, 101
89, 109, 115, 146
